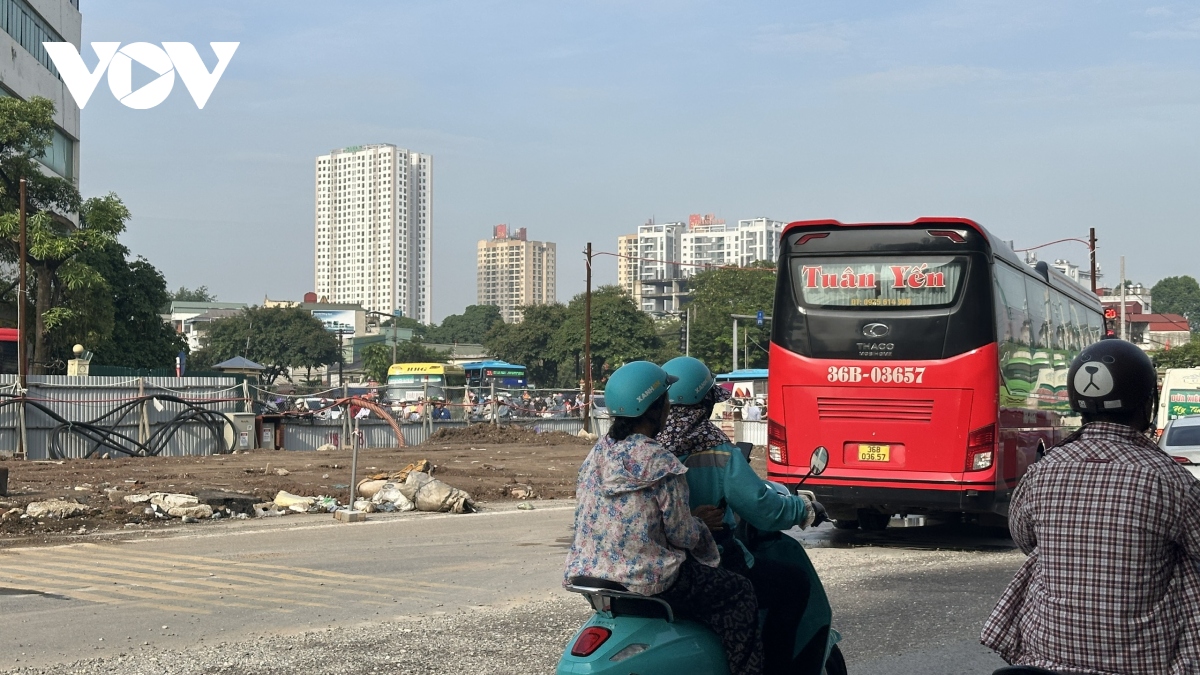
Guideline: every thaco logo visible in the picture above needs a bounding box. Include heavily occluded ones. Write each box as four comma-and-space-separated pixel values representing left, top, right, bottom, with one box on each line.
43, 42, 239, 109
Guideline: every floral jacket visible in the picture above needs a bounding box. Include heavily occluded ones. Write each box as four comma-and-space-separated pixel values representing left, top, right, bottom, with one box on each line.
564, 433, 720, 596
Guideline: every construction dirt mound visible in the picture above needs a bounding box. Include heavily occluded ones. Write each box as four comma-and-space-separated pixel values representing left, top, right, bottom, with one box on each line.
428, 424, 593, 447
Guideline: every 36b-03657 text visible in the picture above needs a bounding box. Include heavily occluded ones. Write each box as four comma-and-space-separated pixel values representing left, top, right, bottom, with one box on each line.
827, 366, 926, 383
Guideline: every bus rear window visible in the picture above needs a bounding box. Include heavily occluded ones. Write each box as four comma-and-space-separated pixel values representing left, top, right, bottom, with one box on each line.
793, 257, 966, 309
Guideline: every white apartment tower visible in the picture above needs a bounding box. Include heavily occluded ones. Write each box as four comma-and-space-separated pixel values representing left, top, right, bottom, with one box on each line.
477, 225, 557, 323
735, 217, 786, 267
314, 144, 432, 324
637, 221, 683, 281
616, 233, 640, 302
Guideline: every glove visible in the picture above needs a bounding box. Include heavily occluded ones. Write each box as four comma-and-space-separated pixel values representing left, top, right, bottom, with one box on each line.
809, 500, 828, 527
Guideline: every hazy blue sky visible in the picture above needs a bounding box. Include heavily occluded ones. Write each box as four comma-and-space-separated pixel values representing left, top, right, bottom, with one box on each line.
79, 1, 1200, 321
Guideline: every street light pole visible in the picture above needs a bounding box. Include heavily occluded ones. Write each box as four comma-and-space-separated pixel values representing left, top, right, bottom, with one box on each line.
583, 242, 593, 433
1088, 227, 1098, 295
17, 178, 27, 390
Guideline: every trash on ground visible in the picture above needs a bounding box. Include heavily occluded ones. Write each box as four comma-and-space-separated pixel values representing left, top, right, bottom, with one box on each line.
517, 502, 535, 511
272, 490, 315, 510
399, 471, 475, 513
25, 500, 95, 519
370, 482, 415, 512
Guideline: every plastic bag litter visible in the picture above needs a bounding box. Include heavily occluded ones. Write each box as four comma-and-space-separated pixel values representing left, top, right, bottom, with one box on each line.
352, 499, 377, 513
398, 471, 475, 513
357, 479, 388, 499
370, 482, 415, 512
273, 491, 315, 510
311, 496, 340, 513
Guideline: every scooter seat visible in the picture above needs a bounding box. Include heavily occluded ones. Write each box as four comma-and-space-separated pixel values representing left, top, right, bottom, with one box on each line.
570, 576, 629, 592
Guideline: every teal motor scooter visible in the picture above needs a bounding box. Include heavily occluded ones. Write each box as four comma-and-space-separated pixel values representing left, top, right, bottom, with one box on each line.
557, 446, 845, 675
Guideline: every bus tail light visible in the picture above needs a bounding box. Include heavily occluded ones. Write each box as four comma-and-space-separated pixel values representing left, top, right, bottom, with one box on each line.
768, 419, 788, 464
966, 424, 996, 471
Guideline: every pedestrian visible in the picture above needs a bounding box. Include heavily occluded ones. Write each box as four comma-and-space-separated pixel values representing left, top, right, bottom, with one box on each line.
743, 399, 762, 422
981, 339, 1200, 674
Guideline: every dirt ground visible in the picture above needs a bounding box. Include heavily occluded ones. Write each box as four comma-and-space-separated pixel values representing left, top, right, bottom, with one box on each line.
0, 425, 595, 543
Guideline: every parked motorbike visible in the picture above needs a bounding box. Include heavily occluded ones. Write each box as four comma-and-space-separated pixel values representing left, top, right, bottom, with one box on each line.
556, 446, 845, 675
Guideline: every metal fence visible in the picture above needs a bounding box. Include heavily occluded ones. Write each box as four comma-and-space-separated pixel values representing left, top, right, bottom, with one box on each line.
0, 375, 242, 460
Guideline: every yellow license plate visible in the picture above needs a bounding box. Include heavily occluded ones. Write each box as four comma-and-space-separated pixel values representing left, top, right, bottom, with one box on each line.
858, 444, 891, 462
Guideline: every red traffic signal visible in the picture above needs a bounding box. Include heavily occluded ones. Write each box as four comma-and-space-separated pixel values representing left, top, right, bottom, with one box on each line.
1104, 307, 1118, 319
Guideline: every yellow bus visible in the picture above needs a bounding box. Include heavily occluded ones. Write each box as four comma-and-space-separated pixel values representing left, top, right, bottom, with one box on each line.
385, 363, 467, 404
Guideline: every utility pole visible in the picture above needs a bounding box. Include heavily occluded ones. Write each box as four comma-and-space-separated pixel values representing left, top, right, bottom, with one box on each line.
732, 318, 739, 371
1120, 256, 1127, 341
685, 307, 691, 357
583, 243, 593, 433
17, 178, 27, 389
1088, 227, 1098, 295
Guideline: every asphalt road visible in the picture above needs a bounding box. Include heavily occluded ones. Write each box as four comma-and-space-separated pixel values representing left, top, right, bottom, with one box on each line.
0, 504, 1024, 674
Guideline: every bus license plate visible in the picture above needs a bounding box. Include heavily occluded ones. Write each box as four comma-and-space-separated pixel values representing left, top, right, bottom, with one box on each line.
858, 444, 890, 462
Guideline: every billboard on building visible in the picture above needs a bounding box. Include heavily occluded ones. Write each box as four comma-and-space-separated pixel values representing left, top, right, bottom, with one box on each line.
312, 309, 356, 334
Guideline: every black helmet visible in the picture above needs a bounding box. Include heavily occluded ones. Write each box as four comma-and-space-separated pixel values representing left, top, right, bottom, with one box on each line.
1067, 339, 1157, 416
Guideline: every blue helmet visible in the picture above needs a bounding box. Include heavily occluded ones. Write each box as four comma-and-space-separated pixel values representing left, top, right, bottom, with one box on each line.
604, 361, 678, 418
662, 356, 716, 406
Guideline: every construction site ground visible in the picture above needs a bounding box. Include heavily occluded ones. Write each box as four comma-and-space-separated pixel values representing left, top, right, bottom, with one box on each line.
0, 425, 605, 544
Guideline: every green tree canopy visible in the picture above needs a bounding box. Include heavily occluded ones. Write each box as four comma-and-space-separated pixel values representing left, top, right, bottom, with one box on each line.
551, 286, 663, 387
425, 304, 503, 344
1151, 276, 1200, 333
382, 315, 427, 340
196, 306, 342, 384
484, 303, 569, 387
686, 262, 777, 373
1151, 341, 1200, 369
172, 286, 217, 302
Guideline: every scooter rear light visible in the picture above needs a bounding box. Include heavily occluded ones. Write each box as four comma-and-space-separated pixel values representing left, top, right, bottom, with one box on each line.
966, 423, 996, 471
767, 419, 787, 464
570, 626, 612, 657
609, 643, 649, 662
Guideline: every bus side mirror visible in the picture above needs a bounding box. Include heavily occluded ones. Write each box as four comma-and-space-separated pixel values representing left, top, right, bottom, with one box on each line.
810, 446, 829, 475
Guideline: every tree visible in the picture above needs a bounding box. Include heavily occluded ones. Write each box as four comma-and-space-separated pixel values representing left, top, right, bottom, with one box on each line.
550, 286, 663, 387
392, 340, 443, 364
1151, 276, 1200, 333
362, 343, 392, 383
686, 262, 777, 373
1151, 341, 1200, 369
425, 305, 503, 344
172, 286, 216, 302
196, 306, 341, 384
55, 241, 185, 369
381, 315, 427, 340
484, 303, 569, 386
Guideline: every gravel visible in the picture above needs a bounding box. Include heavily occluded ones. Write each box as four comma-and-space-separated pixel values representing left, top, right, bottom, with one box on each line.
1, 596, 592, 675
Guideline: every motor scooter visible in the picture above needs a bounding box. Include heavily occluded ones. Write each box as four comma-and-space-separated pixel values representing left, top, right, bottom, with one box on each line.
556, 446, 845, 675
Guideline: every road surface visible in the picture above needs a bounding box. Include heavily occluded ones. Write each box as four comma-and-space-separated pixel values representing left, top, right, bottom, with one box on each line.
0, 504, 1022, 674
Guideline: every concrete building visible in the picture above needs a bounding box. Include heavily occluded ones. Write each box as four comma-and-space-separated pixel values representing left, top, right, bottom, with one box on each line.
0, 0, 81, 188
476, 225, 557, 323
617, 233, 640, 303
163, 301, 249, 352
637, 220, 683, 283
680, 215, 732, 276
735, 217, 787, 267
314, 143, 432, 324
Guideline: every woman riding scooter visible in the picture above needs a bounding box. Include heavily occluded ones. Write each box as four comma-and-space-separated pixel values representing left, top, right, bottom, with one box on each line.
564, 361, 765, 675
658, 356, 831, 675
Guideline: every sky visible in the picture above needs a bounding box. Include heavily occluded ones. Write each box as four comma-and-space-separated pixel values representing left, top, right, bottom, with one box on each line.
77, 1, 1200, 322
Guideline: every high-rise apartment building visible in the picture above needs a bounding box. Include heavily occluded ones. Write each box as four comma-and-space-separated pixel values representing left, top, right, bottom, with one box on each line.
314, 144, 433, 324
637, 220, 683, 281
477, 225, 556, 323
0, 0, 81, 187
680, 214, 732, 276
616, 234, 640, 302
735, 217, 787, 267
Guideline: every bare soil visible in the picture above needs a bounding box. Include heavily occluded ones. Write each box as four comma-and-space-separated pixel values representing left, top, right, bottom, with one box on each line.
0, 427, 594, 543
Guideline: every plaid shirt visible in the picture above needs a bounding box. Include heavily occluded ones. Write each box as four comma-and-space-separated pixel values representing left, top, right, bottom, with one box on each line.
981, 422, 1200, 674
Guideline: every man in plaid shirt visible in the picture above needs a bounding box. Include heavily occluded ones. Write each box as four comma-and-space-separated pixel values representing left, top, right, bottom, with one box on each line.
982, 339, 1200, 675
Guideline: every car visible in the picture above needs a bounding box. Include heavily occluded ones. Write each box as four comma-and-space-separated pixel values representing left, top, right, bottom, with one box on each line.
1158, 415, 1200, 481
590, 392, 608, 418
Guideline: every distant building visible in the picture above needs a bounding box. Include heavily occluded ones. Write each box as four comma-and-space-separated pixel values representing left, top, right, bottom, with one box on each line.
162, 301, 249, 352
1096, 285, 1190, 351
734, 218, 787, 267
0, 0, 81, 188
476, 225, 557, 323
638, 220, 684, 284
314, 143, 433, 324
617, 233, 640, 303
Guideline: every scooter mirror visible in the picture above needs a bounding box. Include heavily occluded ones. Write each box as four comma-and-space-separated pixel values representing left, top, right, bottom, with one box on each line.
810, 446, 829, 475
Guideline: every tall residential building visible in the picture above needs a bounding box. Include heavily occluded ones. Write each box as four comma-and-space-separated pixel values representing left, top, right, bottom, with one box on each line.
637, 220, 683, 281
314, 144, 433, 324
477, 225, 557, 323
0, 0, 81, 187
734, 217, 787, 267
616, 234, 640, 302
680, 214, 732, 276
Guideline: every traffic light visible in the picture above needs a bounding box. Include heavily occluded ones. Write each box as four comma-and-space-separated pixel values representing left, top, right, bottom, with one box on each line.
678, 323, 687, 353
1103, 307, 1118, 337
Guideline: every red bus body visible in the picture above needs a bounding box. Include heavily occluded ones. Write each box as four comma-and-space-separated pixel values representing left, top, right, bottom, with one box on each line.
767, 218, 1102, 522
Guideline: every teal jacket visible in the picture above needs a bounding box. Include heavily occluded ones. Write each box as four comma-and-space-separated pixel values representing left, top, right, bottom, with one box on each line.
681, 441, 812, 568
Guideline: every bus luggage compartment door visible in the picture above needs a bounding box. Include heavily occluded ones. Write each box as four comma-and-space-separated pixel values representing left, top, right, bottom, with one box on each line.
785, 385, 974, 480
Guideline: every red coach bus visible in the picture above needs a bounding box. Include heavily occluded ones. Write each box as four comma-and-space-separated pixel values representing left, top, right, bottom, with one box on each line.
767, 218, 1104, 529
